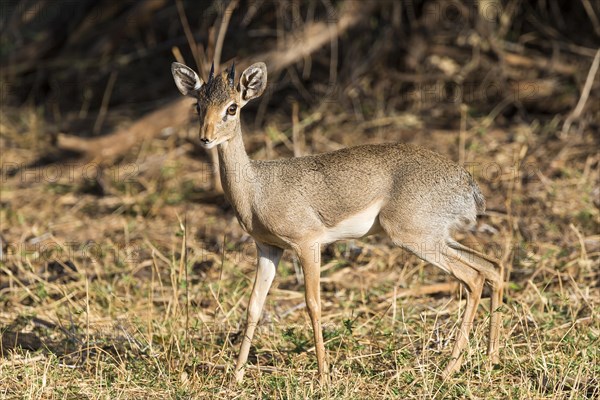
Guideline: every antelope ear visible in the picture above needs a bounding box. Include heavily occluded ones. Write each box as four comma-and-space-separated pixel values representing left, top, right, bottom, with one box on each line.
171, 62, 203, 97
238, 62, 267, 106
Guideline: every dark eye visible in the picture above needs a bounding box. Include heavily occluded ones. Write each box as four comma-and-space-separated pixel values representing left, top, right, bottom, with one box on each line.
195, 103, 200, 114
227, 104, 237, 116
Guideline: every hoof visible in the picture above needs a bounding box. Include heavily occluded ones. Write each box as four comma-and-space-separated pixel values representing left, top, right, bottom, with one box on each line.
233, 369, 245, 384
442, 357, 462, 379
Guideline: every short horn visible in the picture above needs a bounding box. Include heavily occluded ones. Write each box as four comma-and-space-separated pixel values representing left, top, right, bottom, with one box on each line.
209, 61, 215, 81
227, 61, 235, 87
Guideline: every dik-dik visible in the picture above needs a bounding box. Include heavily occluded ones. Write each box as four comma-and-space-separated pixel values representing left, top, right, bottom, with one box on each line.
171, 61, 503, 382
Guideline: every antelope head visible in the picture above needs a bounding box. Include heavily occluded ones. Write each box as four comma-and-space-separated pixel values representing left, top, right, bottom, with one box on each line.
171, 61, 267, 149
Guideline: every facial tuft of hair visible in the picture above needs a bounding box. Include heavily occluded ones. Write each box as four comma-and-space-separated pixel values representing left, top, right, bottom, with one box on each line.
198, 71, 237, 106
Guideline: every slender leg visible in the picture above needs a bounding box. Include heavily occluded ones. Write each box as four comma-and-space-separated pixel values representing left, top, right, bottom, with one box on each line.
405, 241, 485, 377
443, 273, 484, 377
487, 277, 502, 363
388, 233, 499, 377
441, 248, 485, 378
234, 242, 283, 383
447, 241, 503, 364
298, 244, 328, 382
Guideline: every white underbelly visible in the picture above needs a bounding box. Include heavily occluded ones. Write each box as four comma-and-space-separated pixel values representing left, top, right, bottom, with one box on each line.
318, 200, 383, 244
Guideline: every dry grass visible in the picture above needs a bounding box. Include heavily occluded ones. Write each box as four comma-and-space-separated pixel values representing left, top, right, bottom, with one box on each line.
2, 1, 599, 398
1, 96, 598, 399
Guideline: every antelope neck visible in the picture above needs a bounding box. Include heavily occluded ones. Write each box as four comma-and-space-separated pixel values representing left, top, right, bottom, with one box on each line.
217, 127, 256, 231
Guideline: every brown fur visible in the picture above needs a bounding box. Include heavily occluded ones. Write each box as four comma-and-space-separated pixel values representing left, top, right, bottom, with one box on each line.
171, 61, 503, 382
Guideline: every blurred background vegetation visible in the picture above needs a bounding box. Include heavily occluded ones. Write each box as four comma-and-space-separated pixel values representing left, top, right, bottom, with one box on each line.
1, 0, 598, 143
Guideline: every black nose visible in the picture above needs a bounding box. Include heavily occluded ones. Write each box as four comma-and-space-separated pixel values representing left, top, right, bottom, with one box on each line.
200, 138, 210, 144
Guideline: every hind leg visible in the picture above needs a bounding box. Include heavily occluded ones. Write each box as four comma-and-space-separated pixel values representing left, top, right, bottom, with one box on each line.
438, 249, 484, 377
446, 241, 503, 364
383, 229, 486, 377
487, 277, 502, 364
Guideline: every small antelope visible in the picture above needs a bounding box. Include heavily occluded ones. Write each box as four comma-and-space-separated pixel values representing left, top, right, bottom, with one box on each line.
171, 61, 503, 381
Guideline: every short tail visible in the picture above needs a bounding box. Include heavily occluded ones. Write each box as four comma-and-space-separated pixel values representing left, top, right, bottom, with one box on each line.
469, 175, 486, 215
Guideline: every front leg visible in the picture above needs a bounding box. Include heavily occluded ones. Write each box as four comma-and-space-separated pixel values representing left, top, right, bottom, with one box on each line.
298, 243, 328, 382
234, 242, 283, 383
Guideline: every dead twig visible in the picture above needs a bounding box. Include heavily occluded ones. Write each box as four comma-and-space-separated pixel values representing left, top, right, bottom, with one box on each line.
582, 0, 600, 36
376, 282, 461, 311
213, 0, 239, 69
561, 48, 600, 137
0, 355, 47, 366
176, 0, 203, 75
92, 70, 118, 135
291, 101, 304, 157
